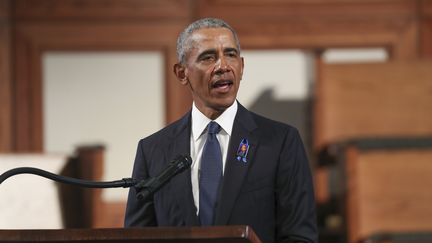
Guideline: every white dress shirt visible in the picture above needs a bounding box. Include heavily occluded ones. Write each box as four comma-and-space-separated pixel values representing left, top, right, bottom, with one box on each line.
190, 101, 238, 215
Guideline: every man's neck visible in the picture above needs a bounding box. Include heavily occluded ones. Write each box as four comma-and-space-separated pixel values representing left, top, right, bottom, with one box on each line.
195, 105, 228, 120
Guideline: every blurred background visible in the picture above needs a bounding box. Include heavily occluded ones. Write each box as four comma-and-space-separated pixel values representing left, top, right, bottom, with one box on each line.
1, 1, 432, 242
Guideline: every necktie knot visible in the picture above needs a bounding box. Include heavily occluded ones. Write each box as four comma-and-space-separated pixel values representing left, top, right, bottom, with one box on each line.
207, 121, 221, 135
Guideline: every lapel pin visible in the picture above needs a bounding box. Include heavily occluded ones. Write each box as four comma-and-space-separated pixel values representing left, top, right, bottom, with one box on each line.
236, 138, 249, 163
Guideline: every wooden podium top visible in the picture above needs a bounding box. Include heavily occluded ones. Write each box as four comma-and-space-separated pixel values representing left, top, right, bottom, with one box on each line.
0, 225, 261, 243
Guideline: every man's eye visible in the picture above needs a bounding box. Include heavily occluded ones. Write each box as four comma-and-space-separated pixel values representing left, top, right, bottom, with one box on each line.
227, 52, 238, 58
201, 55, 215, 61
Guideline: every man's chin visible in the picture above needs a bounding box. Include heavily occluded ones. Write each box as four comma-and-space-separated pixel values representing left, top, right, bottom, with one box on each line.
213, 99, 236, 111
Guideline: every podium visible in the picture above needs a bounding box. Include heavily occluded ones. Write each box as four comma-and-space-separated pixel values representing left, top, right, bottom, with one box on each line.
0, 226, 261, 243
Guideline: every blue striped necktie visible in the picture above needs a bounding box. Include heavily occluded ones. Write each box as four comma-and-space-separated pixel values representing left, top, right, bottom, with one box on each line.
199, 121, 223, 225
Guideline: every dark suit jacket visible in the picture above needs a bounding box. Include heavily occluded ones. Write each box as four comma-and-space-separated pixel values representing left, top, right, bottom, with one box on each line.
124, 103, 318, 243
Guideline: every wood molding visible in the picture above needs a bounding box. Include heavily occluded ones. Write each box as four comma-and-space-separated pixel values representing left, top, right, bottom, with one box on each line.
0, 0, 12, 152
0, 226, 261, 242
14, 29, 42, 151
420, 0, 432, 17
197, 0, 416, 20
390, 18, 419, 60
14, 0, 191, 20
0, 0, 10, 18
421, 20, 432, 57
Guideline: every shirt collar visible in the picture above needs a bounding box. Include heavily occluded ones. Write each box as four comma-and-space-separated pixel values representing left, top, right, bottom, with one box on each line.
191, 101, 238, 141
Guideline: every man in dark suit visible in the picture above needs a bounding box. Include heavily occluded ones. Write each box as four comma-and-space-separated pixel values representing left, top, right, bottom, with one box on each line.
124, 18, 318, 243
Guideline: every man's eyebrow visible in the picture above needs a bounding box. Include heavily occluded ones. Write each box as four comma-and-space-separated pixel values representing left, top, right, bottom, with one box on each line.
224, 47, 239, 54
196, 47, 239, 60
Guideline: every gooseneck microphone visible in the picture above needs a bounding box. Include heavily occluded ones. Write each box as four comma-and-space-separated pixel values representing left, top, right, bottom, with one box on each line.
0, 167, 137, 188
0, 154, 192, 201
135, 155, 192, 200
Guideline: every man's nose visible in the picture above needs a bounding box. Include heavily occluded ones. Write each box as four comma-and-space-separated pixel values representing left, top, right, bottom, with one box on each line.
214, 56, 229, 74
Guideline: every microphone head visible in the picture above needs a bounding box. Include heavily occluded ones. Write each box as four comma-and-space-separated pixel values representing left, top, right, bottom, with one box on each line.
135, 154, 193, 201
174, 154, 192, 171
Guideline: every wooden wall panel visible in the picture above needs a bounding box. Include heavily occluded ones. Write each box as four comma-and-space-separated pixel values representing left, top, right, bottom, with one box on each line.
420, 20, 432, 57
315, 61, 432, 150
420, 0, 432, 17
346, 147, 432, 243
14, 29, 41, 152
0, 0, 12, 152
420, 0, 432, 58
197, 0, 416, 20
14, 0, 190, 20
196, 0, 419, 60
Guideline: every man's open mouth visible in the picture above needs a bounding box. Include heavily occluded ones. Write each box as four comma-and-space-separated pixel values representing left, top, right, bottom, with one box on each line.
212, 80, 233, 89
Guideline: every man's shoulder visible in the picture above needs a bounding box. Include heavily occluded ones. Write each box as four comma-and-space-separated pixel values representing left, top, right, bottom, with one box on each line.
233, 106, 301, 150
139, 111, 191, 145
239, 105, 299, 134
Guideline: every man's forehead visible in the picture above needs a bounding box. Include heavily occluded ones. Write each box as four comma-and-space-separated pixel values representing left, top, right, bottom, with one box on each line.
189, 27, 236, 44
189, 28, 237, 49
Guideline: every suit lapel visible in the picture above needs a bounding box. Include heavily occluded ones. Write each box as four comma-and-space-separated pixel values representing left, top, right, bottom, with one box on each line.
215, 104, 259, 225
167, 112, 200, 226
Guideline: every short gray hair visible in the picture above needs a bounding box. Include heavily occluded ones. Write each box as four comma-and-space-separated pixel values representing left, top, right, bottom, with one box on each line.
176, 18, 241, 64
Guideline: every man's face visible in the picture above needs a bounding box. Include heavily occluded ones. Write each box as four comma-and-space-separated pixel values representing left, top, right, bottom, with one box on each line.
175, 27, 244, 119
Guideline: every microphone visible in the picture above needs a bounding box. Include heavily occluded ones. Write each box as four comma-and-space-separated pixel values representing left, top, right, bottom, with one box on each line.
0, 154, 192, 202
135, 154, 192, 200
0, 167, 137, 188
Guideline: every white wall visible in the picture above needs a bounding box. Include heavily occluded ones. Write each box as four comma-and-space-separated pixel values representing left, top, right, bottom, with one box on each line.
323, 48, 388, 63
238, 50, 312, 106
42, 52, 164, 201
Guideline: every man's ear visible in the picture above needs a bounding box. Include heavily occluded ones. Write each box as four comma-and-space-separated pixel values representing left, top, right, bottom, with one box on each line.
173, 63, 188, 85
240, 57, 245, 80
